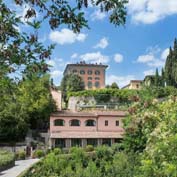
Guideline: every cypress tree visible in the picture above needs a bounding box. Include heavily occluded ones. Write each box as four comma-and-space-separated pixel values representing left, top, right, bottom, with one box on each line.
172, 38, 177, 87
165, 47, 173, 86
161, 68, 165, 87
155, 68, 160, 87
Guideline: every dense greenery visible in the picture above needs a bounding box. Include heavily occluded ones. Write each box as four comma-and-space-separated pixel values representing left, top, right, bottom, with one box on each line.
21, 89, 177, 177
165, 39, 177, 87
0, 150, 15, 171
68, 87, 177, 103
0, 75, 56, 142
61, 74, 85, 93
21, 145, 139, 177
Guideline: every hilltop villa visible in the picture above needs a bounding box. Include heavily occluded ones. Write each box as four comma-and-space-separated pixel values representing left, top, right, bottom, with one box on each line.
63, 61, 108, 90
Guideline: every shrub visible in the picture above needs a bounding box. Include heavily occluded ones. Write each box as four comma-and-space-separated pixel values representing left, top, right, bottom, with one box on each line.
53, 148, 62, 155
0, 150, 15, 172
85, 145, 94, 152
33, 149, 45, 158
15, 150, 26, 160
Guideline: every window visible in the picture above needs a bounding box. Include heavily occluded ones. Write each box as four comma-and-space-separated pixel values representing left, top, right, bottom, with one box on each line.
102, 139, 111, 146
95, 77, 100, 80
70, 119, 81, 126
55, 139, 65, 148
80, 70, 85, 75
88, 77, 92, 80
136, 84, 139, 89
116, 120, 119, 126
95, 70, 100, 75
105, 120, 108, 126
88, 81, 92, 88
95, 81, 100, 88
87, 70, 93, 75
73, 69, 77, 73
54, 119, 65, 126
87, 139, 98, 146
71, 139, 82, 147
85, 120, 96, 126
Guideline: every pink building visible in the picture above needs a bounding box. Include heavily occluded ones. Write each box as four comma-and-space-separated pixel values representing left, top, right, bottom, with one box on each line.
50, 111, 126, 148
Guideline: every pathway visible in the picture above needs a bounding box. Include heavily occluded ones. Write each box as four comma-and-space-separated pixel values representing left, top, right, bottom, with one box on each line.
0, 159, 40, 177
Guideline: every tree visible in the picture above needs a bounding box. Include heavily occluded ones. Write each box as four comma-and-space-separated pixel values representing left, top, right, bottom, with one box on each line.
111, 82, 119, 89
154, 68, 160, 87
0, 0, 128, 77
61, 74, 85, 93
165, 39, 177, 87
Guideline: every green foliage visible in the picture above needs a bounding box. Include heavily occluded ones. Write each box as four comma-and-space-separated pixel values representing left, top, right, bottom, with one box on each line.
68, 89, 138, 103
0, 150, 15, 170
15, 151, 26, 160
33, 149, 45, 158
165, 39, 177, 87
61, 74, 85, 93
84, 145, 94, 152
111, 82, 119, 89
21, 145, 138, 177
53, 148, 62, 155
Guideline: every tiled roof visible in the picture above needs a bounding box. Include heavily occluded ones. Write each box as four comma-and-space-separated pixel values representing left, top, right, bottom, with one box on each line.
51, 110, 126, 117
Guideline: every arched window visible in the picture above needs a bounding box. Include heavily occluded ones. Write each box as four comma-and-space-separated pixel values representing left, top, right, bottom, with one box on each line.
88, 81, 92, 88
85, 120, 96, 126
70, 119, 81, 126
95, 81, 100, 88
95, 70, 100, 75
80, 70, 85, 75
54, 119, 65, 126
87, 70, 93, 75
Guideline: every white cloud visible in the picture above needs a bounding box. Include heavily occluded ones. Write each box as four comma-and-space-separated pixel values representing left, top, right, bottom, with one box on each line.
128, 0, 177, 24
80, 52, 109, 64
94, 37, 109, 49
143, 69, 155, 76
147, 59, 165, 67
161, 48, 169, 60
106, 75, 135, 88
71, 53, 78, 59
91, 10, 106, 21
137, 54, 155, 63
50, 70, 63, 78
114, 54, 124, 63
47, 60, 55, 66
49, 29, 87, 45
136, 46, 167, 69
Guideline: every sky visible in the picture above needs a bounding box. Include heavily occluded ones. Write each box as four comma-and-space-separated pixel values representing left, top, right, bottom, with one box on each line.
10, 0, 177, 87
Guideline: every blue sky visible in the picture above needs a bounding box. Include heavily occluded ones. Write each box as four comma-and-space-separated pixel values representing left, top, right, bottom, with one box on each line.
11, 0, 177, 87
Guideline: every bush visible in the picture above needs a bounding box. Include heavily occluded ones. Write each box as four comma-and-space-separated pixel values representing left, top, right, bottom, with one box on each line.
53, 148, 62, 155
15, 150, 26, 160
85, 145, 94, 152
33, 149, 45, 158
0, 150, 15, 172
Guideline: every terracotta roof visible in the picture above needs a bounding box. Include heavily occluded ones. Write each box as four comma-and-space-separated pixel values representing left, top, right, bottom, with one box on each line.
64, 62, 108, 75
50, 131, 124, 138
51, 110, 126, 117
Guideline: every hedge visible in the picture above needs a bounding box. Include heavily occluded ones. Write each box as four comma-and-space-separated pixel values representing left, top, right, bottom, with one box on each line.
0, 150, 15, 172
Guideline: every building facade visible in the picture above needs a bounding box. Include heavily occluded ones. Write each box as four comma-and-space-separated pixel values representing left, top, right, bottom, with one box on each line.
49, 111, 125, 148
122, 80, 142, 90
63, 61, 108, 90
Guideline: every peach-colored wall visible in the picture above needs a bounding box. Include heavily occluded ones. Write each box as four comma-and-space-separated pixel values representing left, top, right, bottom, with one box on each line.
97, 116, 124, 132
66, 65, 106, 89
50, 116, 124, 133
51, 90, 62, 110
